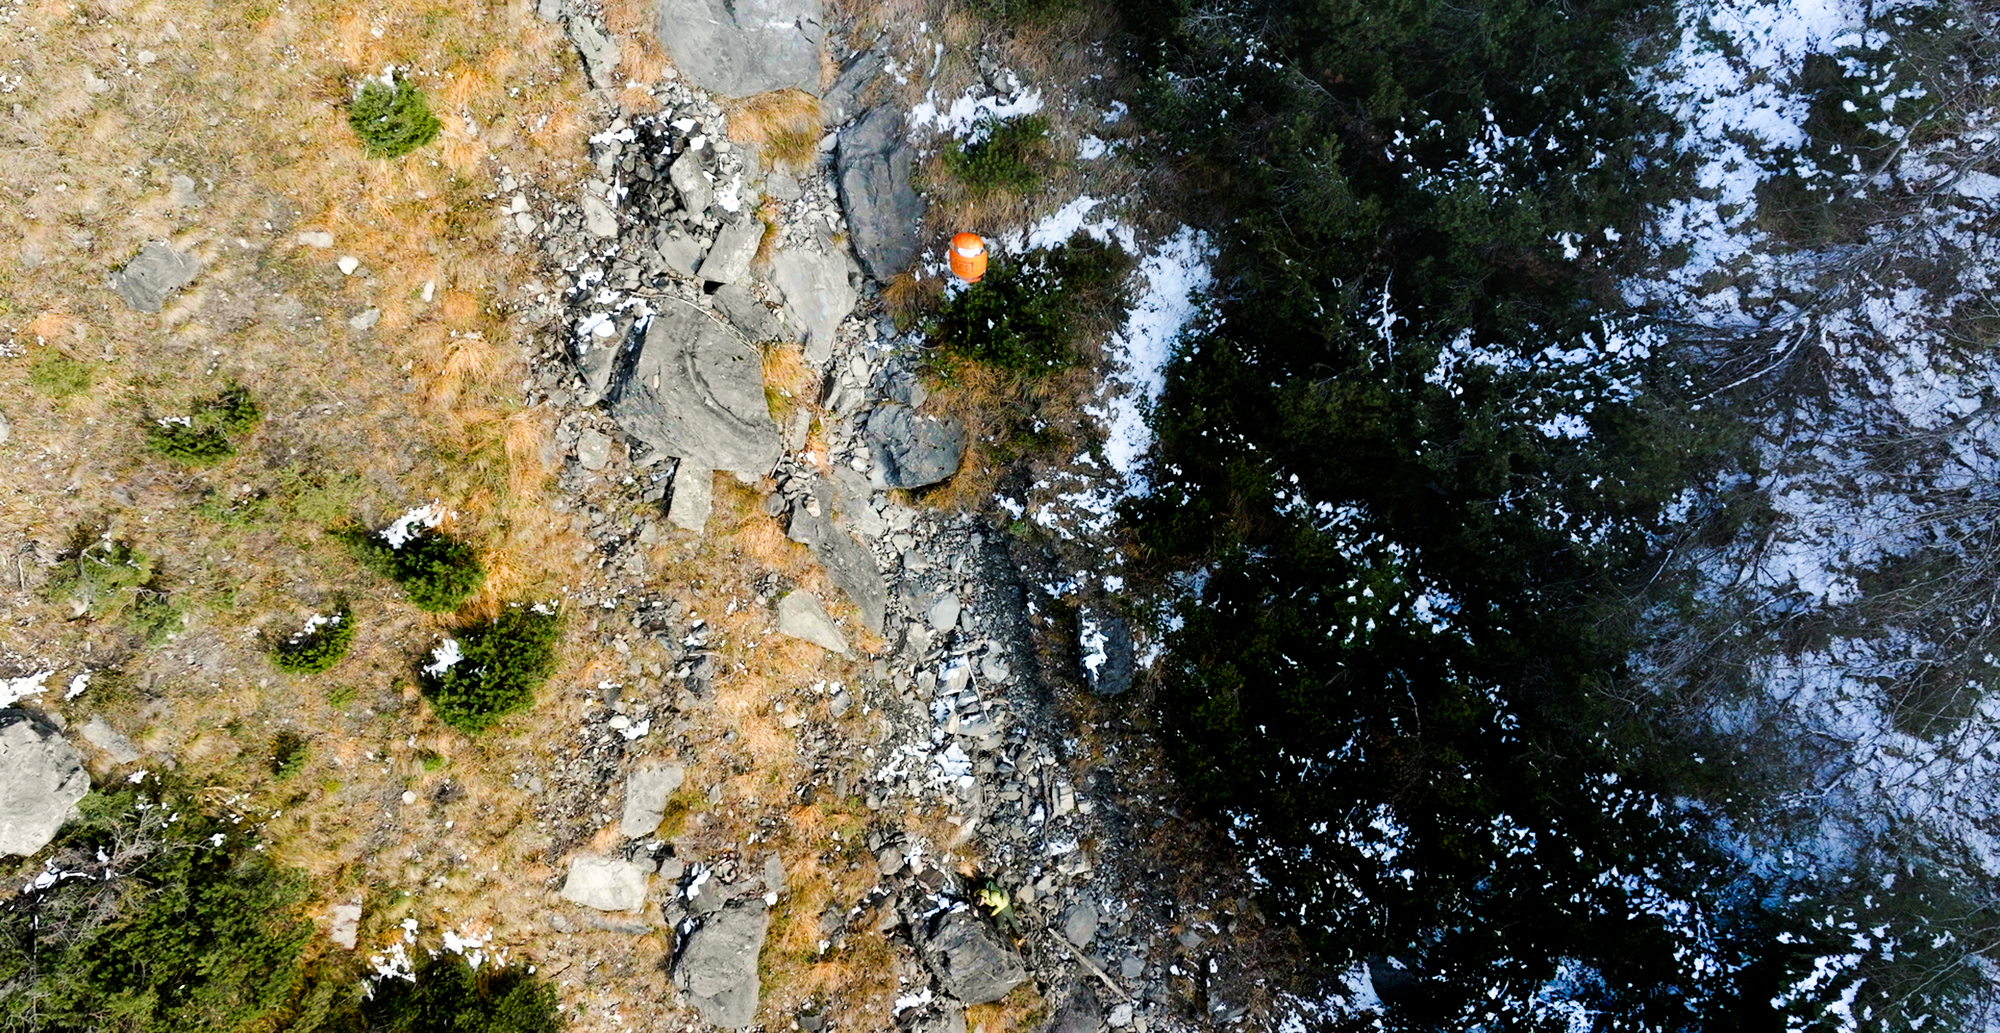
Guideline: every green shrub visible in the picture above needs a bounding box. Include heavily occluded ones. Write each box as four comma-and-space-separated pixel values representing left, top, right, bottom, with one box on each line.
46, 538, 154, 614
420, 604, 562, 734
363, 955, 563, 1033
337, 520, 485, 613
271, 605, 357, 674
26, 348, 92, 397
273, 464, 366, 526
145, 383, 263, 467
0, 785, 319, 1033
270, 730, 311, 779
128, 589, 185, 646
944, 114, 1052, 197
349, 74, 442, 159
930, 231, 1134, 376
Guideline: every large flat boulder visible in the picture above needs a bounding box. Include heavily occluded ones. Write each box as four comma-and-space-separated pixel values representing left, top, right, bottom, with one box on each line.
836, 108, 922, 281
560, 854, 652, 912
0, 712, 88, 857
775, 590, 849, 655
654, 0, 822, 98
920, 911, 1026, 1006
786, 496, 886, 633
675, 901, 771, 1028
863, 403, 964, 489
620, 761, 687, 838
609, 300, 781, 477
109, 242, 200, 313
769, 246, 857, 365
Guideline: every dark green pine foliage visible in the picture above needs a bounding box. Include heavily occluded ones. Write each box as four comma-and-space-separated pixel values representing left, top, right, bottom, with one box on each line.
144, 383, 263, 467
930, 231, 1135, 376
271, 605, 358, 674
1109, 0, 1804, 1023
420, 605, 562, 734
337, 525, 486, 613
362, 955, 563, 1033
348, 75, 442, 159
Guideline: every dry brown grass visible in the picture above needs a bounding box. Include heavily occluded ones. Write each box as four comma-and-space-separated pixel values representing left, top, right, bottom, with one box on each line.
725, 89, 824, 168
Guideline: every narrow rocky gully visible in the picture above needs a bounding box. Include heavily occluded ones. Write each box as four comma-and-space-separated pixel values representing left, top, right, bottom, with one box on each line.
496, 1, 1312, 1031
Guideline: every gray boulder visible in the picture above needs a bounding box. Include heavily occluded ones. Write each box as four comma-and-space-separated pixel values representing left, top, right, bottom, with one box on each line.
560, 854, 652, 912
654, 225, 705, 276
675, 902, 771, 1028
1060, 901, 1100, 947
79, 716, 139, 764
669, 151, 715, 214
620, 761, 687, 838
654, 0, 822, 98
820, 49, 884, 126
109, 242, 199, 312
712, 283, 785, 343
769, 246, 857, 365
776, 590, 850, 655
864, 403, 964, 489
566, 15, 621, 88
0, 712, 88, 857
667, 464, 714, 531
580, 183, 619, 237
837, 108, 922, 281
699, 218, 763, 285
921, 911, 1026, 1005
608, 300, 781, 477
1048, 991, 1105, 1033
786, 497, 885, 633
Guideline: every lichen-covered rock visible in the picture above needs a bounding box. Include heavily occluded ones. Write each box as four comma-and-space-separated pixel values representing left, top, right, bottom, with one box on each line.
675, 901, 770, 1028
608, 300, 781, 477
654, 0, 822, 98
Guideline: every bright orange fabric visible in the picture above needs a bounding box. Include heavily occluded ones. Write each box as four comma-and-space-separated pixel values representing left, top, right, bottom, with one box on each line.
949, 233, 988, 283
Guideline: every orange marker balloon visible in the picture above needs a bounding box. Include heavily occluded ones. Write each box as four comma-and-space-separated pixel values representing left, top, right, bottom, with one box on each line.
948, 232, 988, 283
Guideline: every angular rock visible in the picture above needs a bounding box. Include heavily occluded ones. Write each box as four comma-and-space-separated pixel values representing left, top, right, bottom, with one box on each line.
1061, 901, 1100, 948
863, 403, 965, 489
909, 1001, 968, 1033
560, 854, 652, 912
654, 225, 704, 276
1080, 608, 1135, 697
769, 246, 857, 365
928, 593, 962, 634
608, 300, 781, 476
667, 464, 714, 531
812, 519, 885, 633
0, 712, 88, 857
674, 901, 771, 1028
109, 241, 200, 312
79, 716, 139, 764
837, 108, 922, 281
576, 427, 613, 471
776, 591, 849, 655
620, 760, 687, 838
328, 903, 363, 950
712, 282, 784, 342
820, 49, 884, 126
669, 150, 715, 214
581, 192, 618, 239
0, 408, 10, 446
699, 217, 763, 285
347, 307, 382, 331
1049, 991, 1105, 1033
654, 0, 822, 98
566, 15, 622, 89
921, 911, 1026, 1006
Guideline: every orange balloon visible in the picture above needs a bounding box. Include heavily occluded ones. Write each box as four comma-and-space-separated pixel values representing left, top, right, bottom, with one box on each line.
949, 232, 988, 283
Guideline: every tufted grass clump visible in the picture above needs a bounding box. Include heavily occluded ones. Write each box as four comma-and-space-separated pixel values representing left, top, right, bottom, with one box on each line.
420, 604, 562, 734
349, 73, 442, 159
335, 514, 485, 613
145, 383, 263, 467
270, 604, 356, 674
944, 115, 1052, 197
27, 348, 93, 398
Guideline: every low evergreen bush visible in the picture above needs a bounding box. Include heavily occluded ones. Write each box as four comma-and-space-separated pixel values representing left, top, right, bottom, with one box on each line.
420, 605, 562, 734
349, 73, 442, 159
336, 522, 485, 613
944, 115, 1052, 197
930, 231, 1134, 376
362, 955, 563, 1033
271, 605, 356, 674
270, 730, 311, 780
145, 383, 262, 467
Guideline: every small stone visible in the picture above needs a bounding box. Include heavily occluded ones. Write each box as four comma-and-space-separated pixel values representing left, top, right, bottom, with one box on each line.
337, 255, 361, 275
927, 593, 961, 634
1177, 928, 1204, 949
561, 854, 652, 912
514, 211, 538, 234
297, 230, 334, 248
347, 307, 381, 331
109, 242, 200, 312
1061, 901, 1100, 948
1120, 954, 1144, 979
668, 466, 714, 532
576, 428, 613, 471
0, 409, 11, 446
136, 49, 157, 64
1107, 1003, 1134, 1028
400, 790, 417, 805
581, 186, 618, 237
